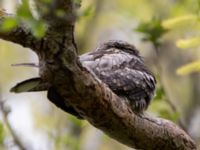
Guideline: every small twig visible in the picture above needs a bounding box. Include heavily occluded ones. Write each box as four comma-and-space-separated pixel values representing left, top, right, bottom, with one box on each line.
153, 45, 186, 129
11, 63, 39, 68
0, 9, 42, 52
154, 45, 178, 111
0, 93, 27, 150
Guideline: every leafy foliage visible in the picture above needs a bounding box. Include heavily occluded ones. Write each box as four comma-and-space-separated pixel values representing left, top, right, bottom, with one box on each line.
161, 0, 200, 76
153, 86, 165, 101
162, 14, 198, 29
150, 86, 180, 122
176, 37, 200, 49
0, 18, 18, 31
0, 0, 46, 38
135, 18, 168, 48
80, 5, 94, 18
176, 60, 200, 75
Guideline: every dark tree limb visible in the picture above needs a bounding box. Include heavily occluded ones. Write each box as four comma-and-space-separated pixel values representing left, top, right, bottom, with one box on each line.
0, 1, 197, 150
0, 10, 42, 52
34, 0, 76, 36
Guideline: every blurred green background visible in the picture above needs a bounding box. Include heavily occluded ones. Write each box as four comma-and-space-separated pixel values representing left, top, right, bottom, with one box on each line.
0, 0, 200, 149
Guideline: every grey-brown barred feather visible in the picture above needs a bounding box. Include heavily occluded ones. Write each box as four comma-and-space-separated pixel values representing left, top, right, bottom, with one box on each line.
80, 41, 156, 112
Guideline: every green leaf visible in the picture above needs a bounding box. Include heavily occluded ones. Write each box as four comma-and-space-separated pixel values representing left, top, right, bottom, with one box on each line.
135, 17, 168, 47
162, 14, 198, 29
15, 0, 47, 38
81, 5, 94, 17
32, 21, 46, 38
17, 0, 33, 19
159, 109, 180, 122
68, 115, 83, 127
176, 60, 200, 75
149, 100, 180, 122
176, 37, 200, 49
0, 18, 18, 31
154, 87, 165, 101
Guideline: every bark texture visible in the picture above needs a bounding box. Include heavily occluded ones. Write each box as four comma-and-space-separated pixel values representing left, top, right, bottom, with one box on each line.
0, 1, 197, 150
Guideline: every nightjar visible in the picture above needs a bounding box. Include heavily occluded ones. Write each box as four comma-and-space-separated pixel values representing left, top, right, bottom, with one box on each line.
80, 41, 156, 112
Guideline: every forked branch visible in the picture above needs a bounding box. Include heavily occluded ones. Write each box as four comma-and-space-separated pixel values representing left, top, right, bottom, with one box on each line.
0, 1, 197, 150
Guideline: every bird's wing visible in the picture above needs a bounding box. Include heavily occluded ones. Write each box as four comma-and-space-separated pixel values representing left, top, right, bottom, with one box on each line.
80, 47, 156, 111
80, 48, 142, 73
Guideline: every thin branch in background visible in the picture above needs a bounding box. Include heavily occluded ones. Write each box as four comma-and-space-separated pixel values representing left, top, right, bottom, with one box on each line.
153, 45, 186, 129
154, 45, 179, 112
11, 63, 39, 68
135, 19, 186, 128
0, 92, 27, 150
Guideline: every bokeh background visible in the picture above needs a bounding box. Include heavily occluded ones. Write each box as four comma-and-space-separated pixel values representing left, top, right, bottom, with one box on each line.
0, 0, 200, 149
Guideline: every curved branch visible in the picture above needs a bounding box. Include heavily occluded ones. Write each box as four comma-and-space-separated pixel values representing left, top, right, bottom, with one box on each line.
0, 10, 41, 51
0, 1, 197, 150
43, 58, 196, 150
0, 99, 27, 150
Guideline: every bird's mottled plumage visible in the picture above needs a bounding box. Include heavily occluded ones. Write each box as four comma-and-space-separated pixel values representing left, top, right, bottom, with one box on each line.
80, 41, 156, 112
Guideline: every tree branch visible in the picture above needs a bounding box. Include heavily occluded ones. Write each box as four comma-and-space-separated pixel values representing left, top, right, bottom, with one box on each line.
153, 45, 186, 129
41, 54, 196, 150
0, 9, 42, 52
0, 96, 27, 150
0, 1, 197, 150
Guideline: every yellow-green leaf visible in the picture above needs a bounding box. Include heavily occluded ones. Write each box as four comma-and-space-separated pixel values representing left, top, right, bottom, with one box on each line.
176, 37, 200, 49
176, 60, 200, 75
162, 14, 198, 29
0, 18, 18, 31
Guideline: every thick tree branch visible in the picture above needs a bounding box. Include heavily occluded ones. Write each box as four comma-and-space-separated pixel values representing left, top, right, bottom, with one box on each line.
39, 53, 196, 150
0, 10, 41, 51
0, 1, 197, 150
35, 0, 76, 35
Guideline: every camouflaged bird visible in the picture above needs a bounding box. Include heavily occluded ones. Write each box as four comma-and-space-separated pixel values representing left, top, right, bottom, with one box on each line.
11, 41, 156, 119
80, 41, 156, 112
